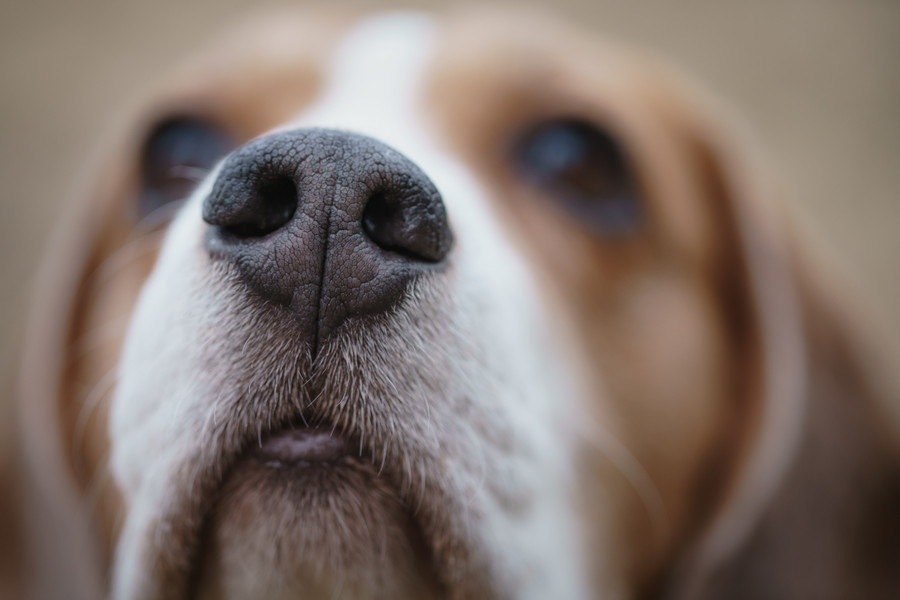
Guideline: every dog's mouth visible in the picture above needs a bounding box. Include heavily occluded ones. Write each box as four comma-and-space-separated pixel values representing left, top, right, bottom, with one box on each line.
115, 292, 466, 597
248, 426, 364, 468
186, 410, 445, 598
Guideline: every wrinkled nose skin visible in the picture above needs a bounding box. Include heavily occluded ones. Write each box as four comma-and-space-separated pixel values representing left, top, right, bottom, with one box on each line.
203, 128, 453, 350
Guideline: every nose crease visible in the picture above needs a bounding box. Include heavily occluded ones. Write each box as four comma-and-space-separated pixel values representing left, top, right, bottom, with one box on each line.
202, 129, 453, 353
307, 145, 342, 357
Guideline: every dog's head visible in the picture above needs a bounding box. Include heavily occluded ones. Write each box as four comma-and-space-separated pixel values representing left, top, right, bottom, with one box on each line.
14, 7, 900, 600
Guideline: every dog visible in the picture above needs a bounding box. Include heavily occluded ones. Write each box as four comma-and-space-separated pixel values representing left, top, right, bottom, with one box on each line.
10, 6, 900, 600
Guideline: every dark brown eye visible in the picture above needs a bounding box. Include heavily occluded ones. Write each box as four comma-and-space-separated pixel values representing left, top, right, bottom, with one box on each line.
512, 118, 641, 236
138, 117, 233, 219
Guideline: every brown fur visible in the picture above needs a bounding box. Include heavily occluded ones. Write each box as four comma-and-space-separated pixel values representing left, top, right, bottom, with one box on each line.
684, 269, 900, 600
9, 7, 899, 599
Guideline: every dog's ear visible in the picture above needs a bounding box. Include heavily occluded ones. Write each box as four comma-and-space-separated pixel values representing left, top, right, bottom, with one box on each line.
0, 380, 25, 598
647, 76, 900, 600
15, 96, 241, 595
14, 119, 142, 599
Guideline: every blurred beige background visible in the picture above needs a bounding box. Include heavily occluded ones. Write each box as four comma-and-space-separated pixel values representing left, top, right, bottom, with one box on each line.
1, 0, 898, 389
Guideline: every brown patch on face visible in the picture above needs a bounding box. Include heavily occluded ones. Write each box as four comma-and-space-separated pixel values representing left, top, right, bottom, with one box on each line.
26, 9, 362, 590
196, 451, 442, 599
27, 7, 877, 599
425, 8, 767, 593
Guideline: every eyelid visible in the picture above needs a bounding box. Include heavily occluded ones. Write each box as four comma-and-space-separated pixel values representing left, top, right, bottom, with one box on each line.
141, 117, 232, 173
510, 118, 641, 237
137, 116, 234, 219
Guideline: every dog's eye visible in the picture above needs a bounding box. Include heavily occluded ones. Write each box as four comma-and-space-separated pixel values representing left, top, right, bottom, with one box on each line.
138, 117, 233, 219
512, 119, 641, 236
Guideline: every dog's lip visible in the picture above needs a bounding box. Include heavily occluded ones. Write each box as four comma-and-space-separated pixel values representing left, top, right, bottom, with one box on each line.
249, 427, 360, 466
141, 412, 448, 600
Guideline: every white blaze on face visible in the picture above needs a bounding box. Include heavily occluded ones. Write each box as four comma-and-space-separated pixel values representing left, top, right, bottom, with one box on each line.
288, 14, 593, 597
112, 12, 596, 600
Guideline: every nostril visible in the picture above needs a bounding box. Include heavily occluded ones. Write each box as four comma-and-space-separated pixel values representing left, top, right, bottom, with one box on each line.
362, 191, 405, 254
203, 129, 456, 344
362, 189, 451, 263
222, 175, 298, 239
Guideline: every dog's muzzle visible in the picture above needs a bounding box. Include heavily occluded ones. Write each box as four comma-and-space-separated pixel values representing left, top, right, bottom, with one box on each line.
202, 128, 454, 348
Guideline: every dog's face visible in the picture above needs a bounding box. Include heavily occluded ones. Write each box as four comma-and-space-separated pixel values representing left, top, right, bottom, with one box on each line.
19, 8, 815, 600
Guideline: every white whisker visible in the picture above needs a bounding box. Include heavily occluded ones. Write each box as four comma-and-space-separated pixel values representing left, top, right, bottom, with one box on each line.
577, 417, 670, 546
72, 365, 119, 472
168, 165, 210, 183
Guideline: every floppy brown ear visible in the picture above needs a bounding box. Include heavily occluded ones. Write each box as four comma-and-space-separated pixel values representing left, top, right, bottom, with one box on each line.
699, 273, 900, 600
0, 385, 26, 598
651, 78, 900, 600
12, 107, 148, 599
698, 244, 900, 600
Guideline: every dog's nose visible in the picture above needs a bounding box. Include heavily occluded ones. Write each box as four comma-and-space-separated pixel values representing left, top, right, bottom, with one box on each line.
202, 128, 452, 347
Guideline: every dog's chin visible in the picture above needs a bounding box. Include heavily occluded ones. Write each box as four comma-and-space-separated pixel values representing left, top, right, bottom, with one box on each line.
194, 427, 443, 600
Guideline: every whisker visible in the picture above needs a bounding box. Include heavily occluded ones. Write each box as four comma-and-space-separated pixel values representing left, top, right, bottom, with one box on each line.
168, 165, 210, 183
83, 230, 165, 293
134, 197, 187, 233
79, 447, 116, 531
71, 199, 193, 361
80, 196, 188, 295
70, 312, 132, 359
577, 417, 670, 546
72, 366, 119, 475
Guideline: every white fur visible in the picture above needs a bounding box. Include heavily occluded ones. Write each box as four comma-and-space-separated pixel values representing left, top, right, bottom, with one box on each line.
111, 13, 595, 600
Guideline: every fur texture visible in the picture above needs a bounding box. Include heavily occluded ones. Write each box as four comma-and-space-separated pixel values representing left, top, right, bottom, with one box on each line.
9, 7, 899, 600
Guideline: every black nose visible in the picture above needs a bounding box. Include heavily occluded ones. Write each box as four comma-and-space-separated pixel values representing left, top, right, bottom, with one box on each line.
203, 128, 453, 349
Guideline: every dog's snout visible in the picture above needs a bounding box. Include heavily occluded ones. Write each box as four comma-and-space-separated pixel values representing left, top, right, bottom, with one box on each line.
203, 128, 453, 346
